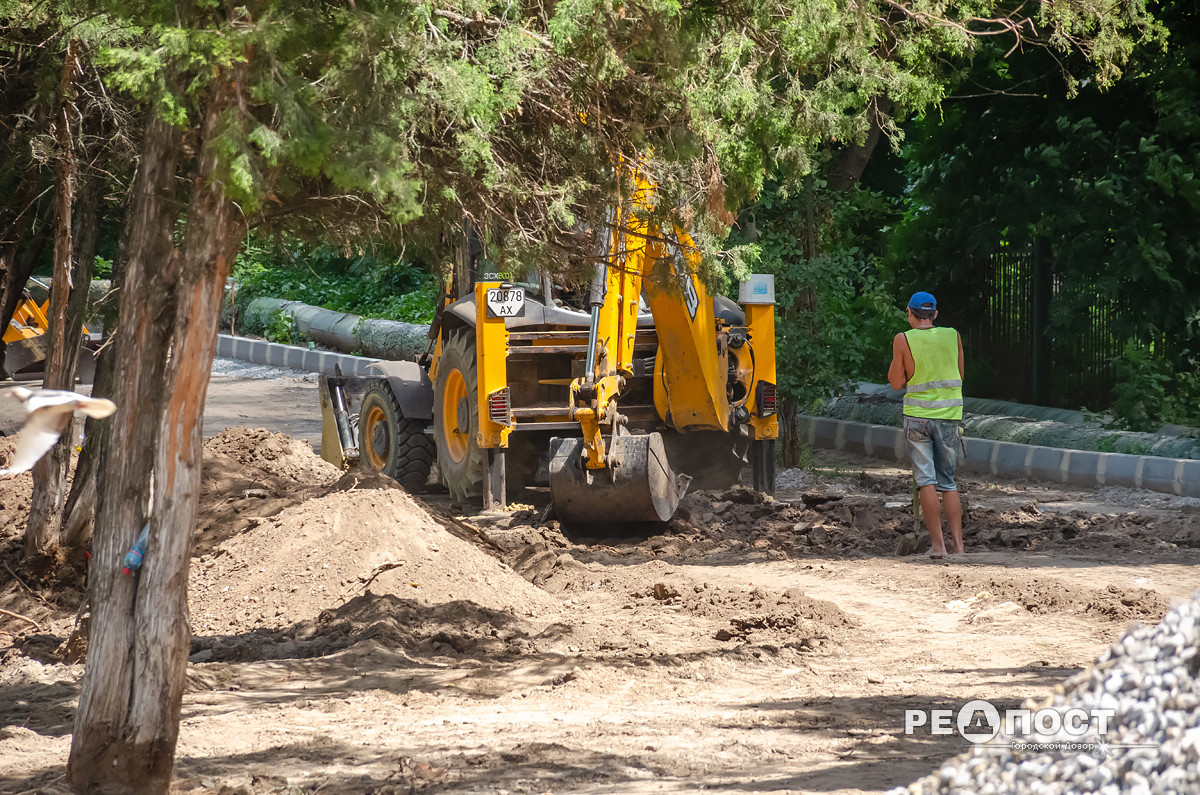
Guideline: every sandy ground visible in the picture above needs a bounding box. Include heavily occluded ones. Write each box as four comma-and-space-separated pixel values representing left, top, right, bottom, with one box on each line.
1, 366, 1199, 794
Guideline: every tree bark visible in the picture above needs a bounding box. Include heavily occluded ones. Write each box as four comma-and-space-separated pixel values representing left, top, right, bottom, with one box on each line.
26, 38, 83, 560
69, 64, 247, 792
28, 181, 101, 552
62, 181, 121, 552
68, 110, 184, 794
826, 97, 895, 192
0, 176, 50, 379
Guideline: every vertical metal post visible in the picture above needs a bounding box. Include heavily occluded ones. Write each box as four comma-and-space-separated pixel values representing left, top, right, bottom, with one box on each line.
483, 448, 506, 511
1031, 237, 1053, 406
584, 264, 607, 379
751, 439, 776, 496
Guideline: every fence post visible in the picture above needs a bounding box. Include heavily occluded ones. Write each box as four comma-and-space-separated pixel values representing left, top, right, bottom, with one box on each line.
1031, 237, 1053, 406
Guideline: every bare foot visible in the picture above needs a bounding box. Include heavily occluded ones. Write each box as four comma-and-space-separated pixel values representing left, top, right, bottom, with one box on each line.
929, 548, 947, 560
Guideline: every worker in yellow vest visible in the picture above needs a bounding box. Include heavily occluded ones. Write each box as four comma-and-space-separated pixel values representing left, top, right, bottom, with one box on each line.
887, 291, 965, 558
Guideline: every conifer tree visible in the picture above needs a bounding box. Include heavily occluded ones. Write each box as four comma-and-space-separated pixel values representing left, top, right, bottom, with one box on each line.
29, 1, 1161, 791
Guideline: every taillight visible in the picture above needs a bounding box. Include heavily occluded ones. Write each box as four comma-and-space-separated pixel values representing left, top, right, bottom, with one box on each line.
488, 388, 511, 425
756, 381, 777, 417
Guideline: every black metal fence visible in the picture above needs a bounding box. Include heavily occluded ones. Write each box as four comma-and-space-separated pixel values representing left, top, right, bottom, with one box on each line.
935, 245, 1126, 411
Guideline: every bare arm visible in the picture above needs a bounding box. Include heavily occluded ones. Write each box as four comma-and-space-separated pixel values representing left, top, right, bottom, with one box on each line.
958, 331, 965, 379
888, 332, 913, 390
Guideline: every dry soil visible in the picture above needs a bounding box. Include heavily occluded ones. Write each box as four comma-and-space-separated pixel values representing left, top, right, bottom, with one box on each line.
1, 371, 1199, 794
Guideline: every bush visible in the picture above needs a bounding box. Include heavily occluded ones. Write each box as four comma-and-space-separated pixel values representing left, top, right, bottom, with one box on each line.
1109, 342, 1200, 431
265, 309, 301, 345
233, 235, 437, 324
730, 182, 900, 412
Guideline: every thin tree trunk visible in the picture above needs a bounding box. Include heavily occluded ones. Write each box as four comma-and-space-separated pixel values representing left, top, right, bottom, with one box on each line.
26, 38, 82, 560
0, 178, 50, 379
69, 65, 246, 792
826, 97, 895, 192
780, 397, 800, 467
29, 177, 101, 550
62, 180, 120, 552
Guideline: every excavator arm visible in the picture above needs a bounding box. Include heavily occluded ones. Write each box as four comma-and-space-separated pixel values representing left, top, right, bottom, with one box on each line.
549, 166, 778, 523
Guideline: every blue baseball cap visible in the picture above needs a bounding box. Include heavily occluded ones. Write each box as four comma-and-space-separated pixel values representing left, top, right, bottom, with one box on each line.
908, 291, 937, 311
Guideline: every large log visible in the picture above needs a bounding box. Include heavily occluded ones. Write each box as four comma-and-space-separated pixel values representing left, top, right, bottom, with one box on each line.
236, 297, 430, 361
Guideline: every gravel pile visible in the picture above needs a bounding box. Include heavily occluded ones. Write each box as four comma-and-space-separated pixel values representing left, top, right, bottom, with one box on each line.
894, 592, 1200, 794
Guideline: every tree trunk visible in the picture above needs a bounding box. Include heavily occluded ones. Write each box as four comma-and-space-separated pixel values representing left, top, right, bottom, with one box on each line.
826, 97, 895, 192
68, 111, 184, 794
780, 397, 800, 467
62, 180, 120, 552
68, 65, 246, 792
26, 38, 83, 560
0, 176, 50, 379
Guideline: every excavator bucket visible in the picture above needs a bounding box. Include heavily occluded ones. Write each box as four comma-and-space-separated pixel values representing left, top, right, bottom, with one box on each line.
3, 334, 48, 377
548, 432, 692, 524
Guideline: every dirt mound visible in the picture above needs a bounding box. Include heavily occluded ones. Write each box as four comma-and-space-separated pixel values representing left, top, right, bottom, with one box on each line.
195, 428, 342, 555
203, 427, 337, 483
637, 581, 856, 644
0, 437, 33, 538
191, 590, 537, 662
189, 486, 558, 641
507, 546, 854, 651
939, 572, 1169, 622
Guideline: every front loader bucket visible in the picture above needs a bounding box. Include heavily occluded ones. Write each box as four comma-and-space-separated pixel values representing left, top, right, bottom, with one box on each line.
4, 335, 47, 379
549, 432, 692, 524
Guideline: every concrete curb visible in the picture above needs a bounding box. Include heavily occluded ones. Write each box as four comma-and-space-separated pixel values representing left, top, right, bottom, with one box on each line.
217, 335, 381, 378
214, 338, 1200, 498
797, 415, 1200, 498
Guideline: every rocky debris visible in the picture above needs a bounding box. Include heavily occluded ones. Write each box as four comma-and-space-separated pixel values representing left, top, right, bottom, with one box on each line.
940, 574, 1169, 623
652, 583, 680, 601
629, 581, 856, 644
190, 590, 539, 662
509, 543, 583, 586
663, 487, 908, 557
893, 591, 1200, 794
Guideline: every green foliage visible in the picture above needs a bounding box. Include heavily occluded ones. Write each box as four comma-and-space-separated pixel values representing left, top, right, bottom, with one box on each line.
75, 0, 1165, 285
884, 2, 1199, 417
729, 181, 900, 409
1108, 341, 1170, 431
3, 0, 1169, 406
233, 236, 438, 325
265, 309, 299, 345
1162, 365, 1200, 429
1109, 342, 1200, 431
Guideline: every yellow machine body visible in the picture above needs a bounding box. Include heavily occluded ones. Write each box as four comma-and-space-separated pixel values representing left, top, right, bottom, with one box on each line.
3, 295, 96, 380
343, 160, 778, 523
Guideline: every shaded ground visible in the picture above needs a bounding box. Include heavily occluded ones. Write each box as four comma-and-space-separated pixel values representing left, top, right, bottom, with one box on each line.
1, 370, 1199, 794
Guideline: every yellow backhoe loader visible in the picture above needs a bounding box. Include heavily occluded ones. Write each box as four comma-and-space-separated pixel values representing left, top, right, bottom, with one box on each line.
3, 281, 98, 382
320, 170, 778, 523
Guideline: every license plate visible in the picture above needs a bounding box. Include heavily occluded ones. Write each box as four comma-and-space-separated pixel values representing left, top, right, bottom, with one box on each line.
485, 287, 525, 318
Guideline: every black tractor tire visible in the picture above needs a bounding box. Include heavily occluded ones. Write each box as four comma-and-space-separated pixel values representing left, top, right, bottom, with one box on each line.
358, 381, 435, 491
433, 332, 485, 502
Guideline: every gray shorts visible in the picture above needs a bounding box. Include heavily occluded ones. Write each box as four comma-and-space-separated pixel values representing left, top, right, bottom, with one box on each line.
904, 416, 962, 492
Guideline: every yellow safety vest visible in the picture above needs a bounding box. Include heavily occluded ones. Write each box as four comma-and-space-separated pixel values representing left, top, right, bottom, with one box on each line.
903, 327, 963, 420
